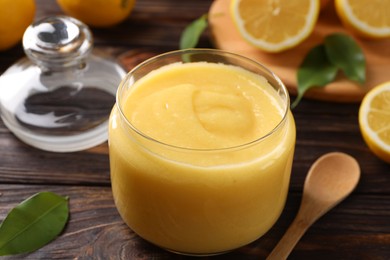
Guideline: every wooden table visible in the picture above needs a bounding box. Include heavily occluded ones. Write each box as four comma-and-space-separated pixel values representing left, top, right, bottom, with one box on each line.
1, 1, 389, 259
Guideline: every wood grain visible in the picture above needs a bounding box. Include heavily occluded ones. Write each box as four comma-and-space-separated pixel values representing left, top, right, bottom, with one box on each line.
0, 0, 389, 259
0, 185, 389, 259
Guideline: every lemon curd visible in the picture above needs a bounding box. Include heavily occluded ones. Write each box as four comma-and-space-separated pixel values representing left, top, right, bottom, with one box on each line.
109, 52, 296, 255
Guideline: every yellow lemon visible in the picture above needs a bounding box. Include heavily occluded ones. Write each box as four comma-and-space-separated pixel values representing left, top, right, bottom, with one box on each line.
335, 0, 390, 39
359, 82, 390, 163
0, 0, 35, 51
57, 0, 136, 28
230, 0, 320, 53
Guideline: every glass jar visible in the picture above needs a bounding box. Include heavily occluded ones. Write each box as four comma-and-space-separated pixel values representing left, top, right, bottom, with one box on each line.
0, 16, 126, 152
109, 49, 296, 255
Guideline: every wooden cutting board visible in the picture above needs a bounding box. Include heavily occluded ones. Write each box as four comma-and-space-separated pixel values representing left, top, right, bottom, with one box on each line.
208, 0, 390, 102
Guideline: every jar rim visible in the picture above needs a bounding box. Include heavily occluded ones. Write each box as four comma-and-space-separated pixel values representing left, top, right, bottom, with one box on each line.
116, 48, 290, 152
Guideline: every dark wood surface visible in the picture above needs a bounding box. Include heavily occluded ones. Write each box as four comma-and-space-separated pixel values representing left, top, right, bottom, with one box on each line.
1, 1, 389, 259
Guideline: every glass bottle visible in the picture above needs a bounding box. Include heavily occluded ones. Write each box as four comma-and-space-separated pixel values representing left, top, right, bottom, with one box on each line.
0, 16, 126, 152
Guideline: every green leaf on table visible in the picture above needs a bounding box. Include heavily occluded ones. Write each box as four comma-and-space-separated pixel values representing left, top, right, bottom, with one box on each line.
324, 33, 366, 84
180, 14, 208, 49
0, 191, 69, 256
292, 44, 338, 108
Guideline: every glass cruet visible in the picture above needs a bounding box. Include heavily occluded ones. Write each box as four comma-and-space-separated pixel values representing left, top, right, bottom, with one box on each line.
0, 15, 126, 152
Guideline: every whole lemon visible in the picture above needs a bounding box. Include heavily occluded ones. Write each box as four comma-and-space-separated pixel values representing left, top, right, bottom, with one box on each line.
0, 0, 36, 51
57, 0, 136, 28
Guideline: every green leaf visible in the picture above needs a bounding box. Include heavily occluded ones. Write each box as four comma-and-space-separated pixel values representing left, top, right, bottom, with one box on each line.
0, 192, 69, 256
324, 33, 366, 85
180, 14, 208, 49
292, 45, 338, 108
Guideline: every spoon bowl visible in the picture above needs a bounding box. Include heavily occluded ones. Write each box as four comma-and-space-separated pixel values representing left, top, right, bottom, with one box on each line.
267, 152, 361, 260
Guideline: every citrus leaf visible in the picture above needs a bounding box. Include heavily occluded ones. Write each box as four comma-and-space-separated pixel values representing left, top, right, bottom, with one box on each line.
292, 44, 338, 108
324, 33, 366, 85
180, 14, 208, 49
0, 192, 69, 256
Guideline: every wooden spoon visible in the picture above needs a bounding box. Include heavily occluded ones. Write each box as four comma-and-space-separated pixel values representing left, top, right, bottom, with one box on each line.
267, 152, 361, 260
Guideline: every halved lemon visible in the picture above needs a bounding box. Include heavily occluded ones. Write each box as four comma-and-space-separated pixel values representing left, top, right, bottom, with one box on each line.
359, 82, 390, 163
335, 0, 390, 39
230, 0, 320, 53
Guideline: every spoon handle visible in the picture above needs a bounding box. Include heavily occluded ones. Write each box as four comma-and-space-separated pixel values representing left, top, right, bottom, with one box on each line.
266, 214, 312, 260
